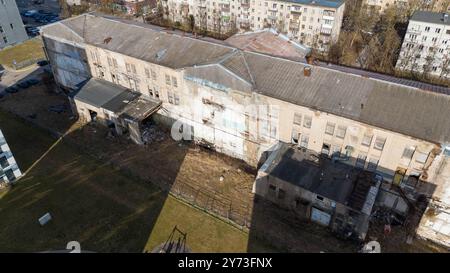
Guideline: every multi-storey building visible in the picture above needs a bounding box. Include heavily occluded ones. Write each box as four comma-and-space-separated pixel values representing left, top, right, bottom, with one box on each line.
0, 129, 22, 184
160, 0, 345, 51
0, 0, 28, 48
364, 0, 450, 14
41, 13, 450, 246
396, 11, 450, 80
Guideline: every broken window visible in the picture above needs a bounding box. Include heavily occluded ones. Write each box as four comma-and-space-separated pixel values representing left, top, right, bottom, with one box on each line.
300, 134, 309, 149
303, 115, 312, 128
336, 125, 346, 139
165, 74, 171, 85
268, 184, 276, 198
402, 146, 415, 159
155, 90, 160, 99
361, 133, 373, 147
373, 136, 386, 151
172, 76, 178, 88
291, 128, 299, 144
367, 158, 379, 172
325, 122, 335, 135
147, 86, 153, 97
355, 153, 367, 169
293, 112, 302, 125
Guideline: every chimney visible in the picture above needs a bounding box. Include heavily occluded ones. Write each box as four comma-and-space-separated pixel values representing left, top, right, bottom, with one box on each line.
304, 66, 312, 77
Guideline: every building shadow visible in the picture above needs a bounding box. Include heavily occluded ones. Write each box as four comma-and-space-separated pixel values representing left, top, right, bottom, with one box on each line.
247, 142, 438, 253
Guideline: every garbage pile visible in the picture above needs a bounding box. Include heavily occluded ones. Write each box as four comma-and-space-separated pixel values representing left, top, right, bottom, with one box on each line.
142, 125, 165, 144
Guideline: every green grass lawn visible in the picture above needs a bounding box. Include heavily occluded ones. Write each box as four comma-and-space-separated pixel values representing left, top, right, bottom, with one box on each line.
0, 38, 45, 68
0, 111, 266, 252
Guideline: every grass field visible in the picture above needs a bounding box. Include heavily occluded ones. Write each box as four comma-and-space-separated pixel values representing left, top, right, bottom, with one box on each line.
0, 111, 268, 252
0, 38, 45, 68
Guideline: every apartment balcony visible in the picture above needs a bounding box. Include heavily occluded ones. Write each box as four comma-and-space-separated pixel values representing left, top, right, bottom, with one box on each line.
198, 0, 207, 8
290, 6, 302, 14
289, 21, 300, 30
221, 7, 231, 13
268, 7, 278, 12
267, 14, 278, 21
320, 26, 332, 36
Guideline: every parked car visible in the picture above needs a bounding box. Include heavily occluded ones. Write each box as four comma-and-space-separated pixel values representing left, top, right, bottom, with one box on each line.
17, 81, 32, 89
0, 64, 5, 79
26, 78, 40, 86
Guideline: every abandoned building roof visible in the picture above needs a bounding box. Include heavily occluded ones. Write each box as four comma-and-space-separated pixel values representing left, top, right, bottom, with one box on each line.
42, 14, 450, 144
75, 79, 161, 120
264, 143, 375, 211
411, 11, 450, 26
74, 78, 129, 109
225, 29, 311, 61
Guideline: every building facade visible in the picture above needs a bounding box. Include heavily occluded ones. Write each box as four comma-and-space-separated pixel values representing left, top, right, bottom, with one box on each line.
41, 14, 450, 247
396, 11, 450, 80
0, 0, 28, 48
0, 129, 22, 185
160, 0, 345, 51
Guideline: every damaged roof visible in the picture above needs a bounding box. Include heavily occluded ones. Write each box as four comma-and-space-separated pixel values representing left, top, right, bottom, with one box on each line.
42, 14, 450, 144
265, 144, 374, 210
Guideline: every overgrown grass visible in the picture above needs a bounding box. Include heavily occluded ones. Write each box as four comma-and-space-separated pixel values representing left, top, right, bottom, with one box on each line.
0, 38, 45, 68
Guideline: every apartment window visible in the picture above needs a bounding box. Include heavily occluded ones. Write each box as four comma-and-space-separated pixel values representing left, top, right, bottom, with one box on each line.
415, 152, 429, 164
168, 92, 174, 104
336, 125, 346, 139
131, 64, 136, 74
107, 57, 113, 67
432, 37, 438, 43
402, 146, 415, 159
425, 26, 430, 32
145, 68, 150, 78
278, 188, 286, 200
155, 90, 160, 99
125, 63, 131, 73
361, 134, 373, 147
10, 23, 13, 30
436, 28, 441, 33
0, 26, 3, 33
293, 113, 302, 125
373, 136, 386, 151
447, 30, 450, 35
151, 69, 157, 81
174, 94, 180, 105
325, 122, 335, 135
300, 134, 309, 148
165, 74, 171, 85
355, 153, 367, 169
367, 158, 379, 172
172, 76, 178, 88
3, 36, 8, 44
303, 115, 312, 128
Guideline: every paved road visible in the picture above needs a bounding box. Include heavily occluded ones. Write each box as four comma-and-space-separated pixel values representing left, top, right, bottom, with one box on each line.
0, 65, 44, 94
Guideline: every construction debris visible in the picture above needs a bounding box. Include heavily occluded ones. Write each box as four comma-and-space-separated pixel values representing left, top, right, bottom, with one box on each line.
141, 124, 165, 145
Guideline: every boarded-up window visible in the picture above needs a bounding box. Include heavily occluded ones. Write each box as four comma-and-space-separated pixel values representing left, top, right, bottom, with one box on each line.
293, 113, 302, 125
361, 134, 373, 146
325, 122, 335, 135
303, 115, 312, 128
336, 125, 346, 139
374, 136, 386, 151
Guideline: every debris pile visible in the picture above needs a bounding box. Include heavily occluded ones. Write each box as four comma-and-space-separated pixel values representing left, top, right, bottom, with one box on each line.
142, 125, 165, 144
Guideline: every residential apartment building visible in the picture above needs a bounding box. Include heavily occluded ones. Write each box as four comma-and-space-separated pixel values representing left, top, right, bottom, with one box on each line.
0, 0, 28, 48
364, 0, 450, 14
0, 129, 22, 184
160, 0, 345, 51
41, 14, 450, 246
396, 11, 450, 80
